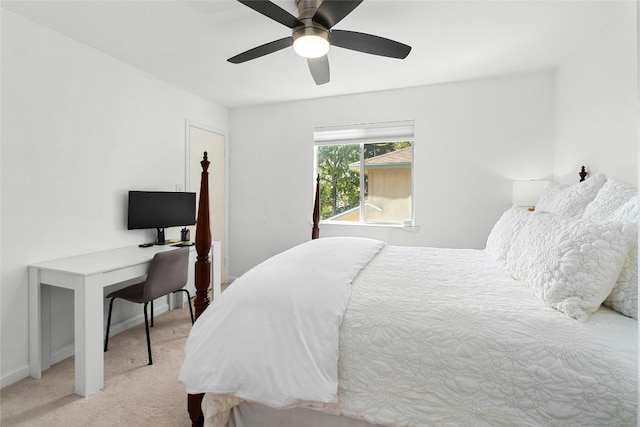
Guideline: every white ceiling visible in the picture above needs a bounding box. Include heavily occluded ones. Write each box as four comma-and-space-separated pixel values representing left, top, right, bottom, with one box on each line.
2, 0, 628, 109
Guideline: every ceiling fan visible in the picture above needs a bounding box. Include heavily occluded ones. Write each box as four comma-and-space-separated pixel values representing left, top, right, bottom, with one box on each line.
227, 0, 412, 85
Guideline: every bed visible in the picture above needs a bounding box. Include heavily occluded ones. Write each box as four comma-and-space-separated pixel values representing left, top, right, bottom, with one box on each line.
182, 161, 638, 427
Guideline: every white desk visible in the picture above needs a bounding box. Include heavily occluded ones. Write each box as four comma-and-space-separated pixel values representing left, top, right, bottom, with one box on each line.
29, 243, 221, 397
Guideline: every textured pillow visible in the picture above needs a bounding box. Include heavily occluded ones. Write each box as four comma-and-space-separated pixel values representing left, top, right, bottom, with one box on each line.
536, 174, 607, 218
602, 196, 638, 319
582, 178, 637, 222
485, 206, 531, 268
505, 210, 636, 321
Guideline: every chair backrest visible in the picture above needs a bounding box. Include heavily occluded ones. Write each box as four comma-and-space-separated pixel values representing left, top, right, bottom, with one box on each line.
143, 247, 190, 302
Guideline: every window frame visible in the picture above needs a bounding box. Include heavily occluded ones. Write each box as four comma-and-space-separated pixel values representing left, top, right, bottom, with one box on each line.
313, 120, 415, 227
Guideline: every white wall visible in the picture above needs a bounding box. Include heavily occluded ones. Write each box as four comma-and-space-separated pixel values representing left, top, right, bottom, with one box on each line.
228, 72, 554, 277
0, 11, 228, 386
553, 2, 638, 183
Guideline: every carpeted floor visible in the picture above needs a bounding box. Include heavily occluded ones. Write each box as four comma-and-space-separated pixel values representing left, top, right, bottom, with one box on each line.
1, 306, 194, 427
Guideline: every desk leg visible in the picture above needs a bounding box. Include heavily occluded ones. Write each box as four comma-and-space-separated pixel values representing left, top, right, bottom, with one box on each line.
28, 268, 42, 378
171, 292, 183, 310
73, 274, 104, 397
41, 285, 51, 371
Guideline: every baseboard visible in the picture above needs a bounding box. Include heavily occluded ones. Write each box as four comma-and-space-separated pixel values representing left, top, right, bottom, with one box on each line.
0, 365, 30, 389
107, 302, 170, 337
50, 344, 75, 366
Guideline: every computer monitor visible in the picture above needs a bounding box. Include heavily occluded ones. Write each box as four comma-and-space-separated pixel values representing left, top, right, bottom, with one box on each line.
127, 191, 196, 244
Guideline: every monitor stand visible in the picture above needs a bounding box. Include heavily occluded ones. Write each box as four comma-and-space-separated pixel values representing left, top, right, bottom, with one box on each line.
154, 227, 169, 245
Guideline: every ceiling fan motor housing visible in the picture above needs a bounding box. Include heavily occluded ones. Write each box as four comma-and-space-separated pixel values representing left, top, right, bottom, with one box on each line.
296, 0, 323, 19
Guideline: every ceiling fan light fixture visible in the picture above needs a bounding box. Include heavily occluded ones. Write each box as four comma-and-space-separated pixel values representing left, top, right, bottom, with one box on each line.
293, 27, 330, 58
229, 0, 412, 85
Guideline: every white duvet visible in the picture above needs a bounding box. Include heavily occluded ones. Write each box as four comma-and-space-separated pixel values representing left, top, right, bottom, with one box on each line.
179, 237, 385, 421
181, 239, 637, 427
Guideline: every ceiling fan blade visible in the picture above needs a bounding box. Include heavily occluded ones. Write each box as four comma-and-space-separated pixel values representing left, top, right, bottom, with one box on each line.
237, 0, 303, 28
308, 56, 330, 85
331, 29, 411, 59
313, 0, 363, 29
227, 37, 293, 64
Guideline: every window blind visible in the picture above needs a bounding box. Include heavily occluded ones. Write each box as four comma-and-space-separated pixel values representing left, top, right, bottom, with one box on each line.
314, 120, 414, 145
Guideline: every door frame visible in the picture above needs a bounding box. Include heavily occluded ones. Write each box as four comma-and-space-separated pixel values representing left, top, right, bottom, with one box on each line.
185, 119, 229, 286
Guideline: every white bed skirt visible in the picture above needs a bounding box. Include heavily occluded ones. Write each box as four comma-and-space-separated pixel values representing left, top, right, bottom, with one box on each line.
229, 402, 385, 427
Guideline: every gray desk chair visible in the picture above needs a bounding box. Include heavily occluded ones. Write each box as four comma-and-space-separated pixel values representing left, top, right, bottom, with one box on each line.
103, 247, 194, 365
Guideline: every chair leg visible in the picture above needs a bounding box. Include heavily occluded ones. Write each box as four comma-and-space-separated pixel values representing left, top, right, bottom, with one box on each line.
150, 300, 154, 328
104, 298, 116, 352
173, 289, 195, 324
143, 302, 153, 365
185, 290, 195, 325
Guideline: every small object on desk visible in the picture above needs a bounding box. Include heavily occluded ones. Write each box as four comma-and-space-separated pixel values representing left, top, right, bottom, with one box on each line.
138, 243, 154, 248
181, 227, 190, 242
172, 242, 194, 247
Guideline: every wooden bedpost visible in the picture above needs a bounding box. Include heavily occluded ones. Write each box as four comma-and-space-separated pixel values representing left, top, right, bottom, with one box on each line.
312, 174, 320, 240
188, 152, 212, 427
193, 152, 212, 317
579, 166, 587, 182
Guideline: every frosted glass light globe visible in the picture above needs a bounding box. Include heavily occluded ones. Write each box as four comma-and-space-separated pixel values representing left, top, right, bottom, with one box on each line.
293, 34, 330, 58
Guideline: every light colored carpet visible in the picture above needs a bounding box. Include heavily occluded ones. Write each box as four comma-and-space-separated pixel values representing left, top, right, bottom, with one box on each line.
1, 306, 194, 427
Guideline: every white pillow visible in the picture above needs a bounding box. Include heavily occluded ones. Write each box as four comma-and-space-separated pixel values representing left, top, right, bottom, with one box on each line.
582, 178, 637, 222
602, 196, 638, 319
609, 194, 639, 222
536, 174, 607, 218
505, 210, 636, 321
485, 206, 531, 268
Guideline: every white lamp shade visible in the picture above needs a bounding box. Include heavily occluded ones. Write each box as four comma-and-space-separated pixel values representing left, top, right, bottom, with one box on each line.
512, 180, 550, 207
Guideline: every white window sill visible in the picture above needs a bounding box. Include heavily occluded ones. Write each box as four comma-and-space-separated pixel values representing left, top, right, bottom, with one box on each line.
318, 221, 420, 232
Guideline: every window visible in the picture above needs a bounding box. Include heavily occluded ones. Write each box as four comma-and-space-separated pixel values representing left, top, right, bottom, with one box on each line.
314, 121, 414, 225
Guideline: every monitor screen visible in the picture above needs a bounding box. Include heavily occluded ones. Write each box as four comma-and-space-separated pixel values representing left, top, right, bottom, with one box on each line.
128, 191, 196, 231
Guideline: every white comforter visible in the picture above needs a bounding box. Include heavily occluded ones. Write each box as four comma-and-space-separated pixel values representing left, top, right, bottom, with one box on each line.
182, 239, 637, 427
180, 237, 385, 421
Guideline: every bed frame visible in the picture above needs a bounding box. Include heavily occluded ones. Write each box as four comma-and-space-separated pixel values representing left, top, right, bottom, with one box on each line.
186, 159, 587, 426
